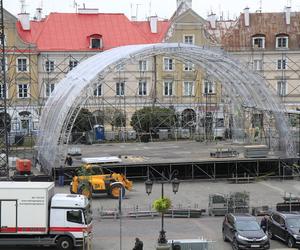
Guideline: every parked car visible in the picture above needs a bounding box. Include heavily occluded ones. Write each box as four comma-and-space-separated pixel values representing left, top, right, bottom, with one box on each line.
222, 213, 270, 250
267, 211, 300, 248
208, 193, 228, 216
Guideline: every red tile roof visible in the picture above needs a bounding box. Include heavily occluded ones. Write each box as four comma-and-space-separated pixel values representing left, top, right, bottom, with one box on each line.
17, 13, 170, 52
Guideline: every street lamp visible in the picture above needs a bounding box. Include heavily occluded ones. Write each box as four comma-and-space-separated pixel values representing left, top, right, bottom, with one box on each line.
145, 172, 180, 245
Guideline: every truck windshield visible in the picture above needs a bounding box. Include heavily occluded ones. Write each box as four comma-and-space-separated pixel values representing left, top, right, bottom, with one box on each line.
84, 205, 92, 225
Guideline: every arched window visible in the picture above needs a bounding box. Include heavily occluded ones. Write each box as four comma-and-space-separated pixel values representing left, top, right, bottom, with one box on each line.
89, 34, 103, 49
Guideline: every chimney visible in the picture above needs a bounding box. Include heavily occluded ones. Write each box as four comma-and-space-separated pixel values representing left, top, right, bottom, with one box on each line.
244, 7, 250, 27
35, 7, 42, 21
149, 16, 158, 33
208, 13, 217, 29
18, 13, 30, 30
78, 8, 99, 14
285, 6, 291, 25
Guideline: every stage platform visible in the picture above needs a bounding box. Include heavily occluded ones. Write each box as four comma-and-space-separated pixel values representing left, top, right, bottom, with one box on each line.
55, 141, 300, 182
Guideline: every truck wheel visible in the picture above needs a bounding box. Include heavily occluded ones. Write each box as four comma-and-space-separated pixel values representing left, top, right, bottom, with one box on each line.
110, 184, 125, 199
57, 236, 73, 250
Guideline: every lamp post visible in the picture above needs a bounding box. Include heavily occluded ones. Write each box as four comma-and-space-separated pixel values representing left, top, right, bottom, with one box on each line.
145, 173, 180, 244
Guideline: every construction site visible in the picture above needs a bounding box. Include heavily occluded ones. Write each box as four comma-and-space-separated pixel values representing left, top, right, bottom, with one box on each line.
0, 0, 298, 180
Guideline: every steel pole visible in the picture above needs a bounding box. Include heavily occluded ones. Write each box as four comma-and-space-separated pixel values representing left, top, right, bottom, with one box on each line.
0, 0, 9, 178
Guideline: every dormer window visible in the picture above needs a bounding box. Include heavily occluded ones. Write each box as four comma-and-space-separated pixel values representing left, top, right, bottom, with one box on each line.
89, 34, 103, 49
276, 34, 289, 49
252, 35, 265, 49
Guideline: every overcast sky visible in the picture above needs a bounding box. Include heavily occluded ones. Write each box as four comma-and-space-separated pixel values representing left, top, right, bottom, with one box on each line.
3, 0, 299, 20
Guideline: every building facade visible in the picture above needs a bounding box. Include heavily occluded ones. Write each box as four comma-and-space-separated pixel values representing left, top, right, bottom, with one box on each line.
219, 8, 300, 112
1, 10, 39, 137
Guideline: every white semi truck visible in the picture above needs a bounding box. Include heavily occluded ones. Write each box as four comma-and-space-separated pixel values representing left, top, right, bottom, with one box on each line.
0, 182, 92, 250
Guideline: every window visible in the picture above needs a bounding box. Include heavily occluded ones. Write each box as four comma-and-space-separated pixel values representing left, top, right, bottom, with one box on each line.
91, 38, 102, 49
164, 80, 173, 96
21, 119, 29, 130
0, 83, 7, 99
253, 59, 263, 71
18, 83, 29, 98
139, 60, 147, 71
276, 36, 289, 49
184, 62, 194, 71
45, 60, 55, 72
0, 32, 6, 46
251, 114, 263, 128
163, 58, 174, 71
17, 58, 28, 72
277, 80, 287, 96
184, 35, 194, 44
67, 210, 83, 224
69, 60, 78, 71
94, 84, 102, 97
45, 83, 55, 97
216, 118, 224, 127
183, 81, 194, 96
116, 81, 125, 96
203, 80, 215, 94
272, 214, 280, 224
138, 80, 147, 96
0, 57, 7, 72
252, 36, 265, 49
277, 59, 287, 70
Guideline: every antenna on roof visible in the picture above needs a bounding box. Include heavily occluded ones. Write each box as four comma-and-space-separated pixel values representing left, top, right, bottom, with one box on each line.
73, 0, 79, 13
259, 0, 262, 12
20, 0, 26, 13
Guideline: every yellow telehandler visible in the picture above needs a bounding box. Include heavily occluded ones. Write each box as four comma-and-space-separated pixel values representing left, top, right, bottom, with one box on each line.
70, 164, 132, 199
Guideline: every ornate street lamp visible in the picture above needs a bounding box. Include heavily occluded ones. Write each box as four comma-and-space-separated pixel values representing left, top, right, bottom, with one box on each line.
172, 178, 180, 194
145, 179, 153, 195
145, 172, 180, 245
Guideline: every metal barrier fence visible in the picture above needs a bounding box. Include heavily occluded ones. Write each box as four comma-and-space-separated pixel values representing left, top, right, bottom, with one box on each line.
97, 203, 206, 220
96, 201, 300, 221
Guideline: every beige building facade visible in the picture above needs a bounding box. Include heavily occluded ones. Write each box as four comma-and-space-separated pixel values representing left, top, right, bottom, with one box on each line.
1, 10, 39, 135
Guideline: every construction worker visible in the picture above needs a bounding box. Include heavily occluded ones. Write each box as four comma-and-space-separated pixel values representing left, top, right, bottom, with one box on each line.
133, 238, 143, 250
64, 153, 73, 166
58, 165, 64, 186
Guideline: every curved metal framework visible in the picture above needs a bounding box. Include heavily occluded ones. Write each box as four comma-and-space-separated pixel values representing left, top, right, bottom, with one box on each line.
37, 43, 295, 172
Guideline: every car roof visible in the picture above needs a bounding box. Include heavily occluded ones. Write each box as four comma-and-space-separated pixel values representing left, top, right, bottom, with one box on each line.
230, 213, 255, 220
274, 211, 300, 218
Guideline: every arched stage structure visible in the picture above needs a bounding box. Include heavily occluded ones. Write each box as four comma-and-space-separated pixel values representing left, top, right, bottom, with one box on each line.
37, 43, 295, 172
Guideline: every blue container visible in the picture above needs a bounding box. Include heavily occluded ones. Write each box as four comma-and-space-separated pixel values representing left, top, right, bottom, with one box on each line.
94, 125, 105, 141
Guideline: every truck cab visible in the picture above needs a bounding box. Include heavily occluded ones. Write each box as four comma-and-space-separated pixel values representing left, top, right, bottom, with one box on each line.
50, 194, 92, 249
0, 182, 92, 250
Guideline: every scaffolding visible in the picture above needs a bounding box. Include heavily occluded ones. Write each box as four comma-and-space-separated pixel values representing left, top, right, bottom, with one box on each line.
36, 43, 295, 173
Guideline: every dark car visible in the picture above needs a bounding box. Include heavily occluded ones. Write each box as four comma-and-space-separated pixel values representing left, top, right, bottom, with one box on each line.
222, 213, 270, 250
267, 211, 300, 248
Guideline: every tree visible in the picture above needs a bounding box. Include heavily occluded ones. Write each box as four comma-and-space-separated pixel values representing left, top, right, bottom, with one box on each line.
130, 107, 177, 133
104, 108, 126, 131
72, 108, 94, 132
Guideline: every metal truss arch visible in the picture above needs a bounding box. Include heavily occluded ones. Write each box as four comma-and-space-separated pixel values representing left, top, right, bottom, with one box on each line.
37, 43, 295, 172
